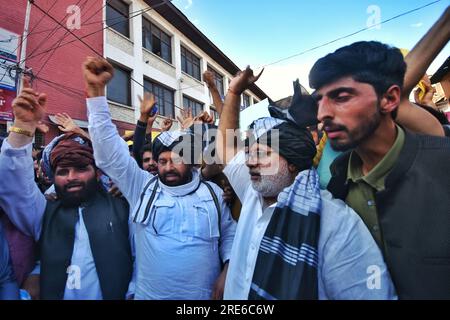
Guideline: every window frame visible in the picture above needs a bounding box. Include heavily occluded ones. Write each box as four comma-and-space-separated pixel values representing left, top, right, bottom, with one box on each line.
106, 0, 130, 38
144, 78, 175, 119
107, 62, 131, 106
181, 46, 201, 81
182, 95, 204, 117
142, 18, 172, 63
243, 93, 251, 108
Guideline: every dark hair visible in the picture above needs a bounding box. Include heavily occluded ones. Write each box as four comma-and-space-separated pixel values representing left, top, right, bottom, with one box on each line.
309, 41, 406, 98
140, 142, 153, 159
152, 134, 203, 165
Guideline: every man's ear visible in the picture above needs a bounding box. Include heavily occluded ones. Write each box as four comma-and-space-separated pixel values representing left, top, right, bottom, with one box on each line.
288, 163, 298, 174
95, 168, 102, 181
380, 85, 401, 114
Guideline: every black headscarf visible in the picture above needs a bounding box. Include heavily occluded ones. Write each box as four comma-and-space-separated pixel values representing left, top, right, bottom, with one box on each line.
247, 117, 316, 171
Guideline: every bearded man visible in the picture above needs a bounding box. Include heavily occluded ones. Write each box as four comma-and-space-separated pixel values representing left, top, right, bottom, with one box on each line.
217, 67, 397, 300
0, 81, 133, 300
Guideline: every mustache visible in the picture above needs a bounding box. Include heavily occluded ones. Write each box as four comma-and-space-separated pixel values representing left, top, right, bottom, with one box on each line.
249, 170, 261, 176
162, 171, 180, 177
64, 181, 85, 191
322, 119, 347, 132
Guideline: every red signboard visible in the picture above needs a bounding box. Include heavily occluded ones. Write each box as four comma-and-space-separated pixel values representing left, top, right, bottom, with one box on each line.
0, 88, 15, 121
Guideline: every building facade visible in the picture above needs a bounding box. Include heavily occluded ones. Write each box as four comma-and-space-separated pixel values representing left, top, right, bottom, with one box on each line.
0, 0, 267, 146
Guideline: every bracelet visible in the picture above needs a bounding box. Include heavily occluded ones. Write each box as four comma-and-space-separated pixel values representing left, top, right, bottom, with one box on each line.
9, 126, 34, 137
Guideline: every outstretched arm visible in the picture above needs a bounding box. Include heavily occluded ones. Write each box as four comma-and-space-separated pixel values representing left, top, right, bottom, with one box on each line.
203, 70, 224, 115
217, 66, 263, 165
396, 6, 450, 136
83, 57, 150, 210
133, 92, 157, 166
0, 79, 46, 240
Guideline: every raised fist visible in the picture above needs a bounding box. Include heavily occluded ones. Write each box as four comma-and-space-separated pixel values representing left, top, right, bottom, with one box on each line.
202, 70, 216, 88
12, 78, 47, 127
82, 57, 114, 97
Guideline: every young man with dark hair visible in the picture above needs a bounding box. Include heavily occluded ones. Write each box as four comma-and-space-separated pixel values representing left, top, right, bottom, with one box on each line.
309, 35, 450, 298
139, 143, 157, 175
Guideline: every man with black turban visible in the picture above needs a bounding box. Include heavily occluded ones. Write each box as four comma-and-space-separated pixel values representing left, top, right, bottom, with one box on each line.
0, 82, 133, 300
217, 67, 397, 300
82, 57, 236, 300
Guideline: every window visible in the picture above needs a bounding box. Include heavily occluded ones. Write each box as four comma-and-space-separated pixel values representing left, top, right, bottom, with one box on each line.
211, 108, 219, 121
142, 18, 172, 63
144, 79, 175, 118
181, 46, 201, 80
243, 93, 251, 108
106, 0, 130, 37
183, 95, 203, 117
206, 66, 224, 97
107, 63, 131, 106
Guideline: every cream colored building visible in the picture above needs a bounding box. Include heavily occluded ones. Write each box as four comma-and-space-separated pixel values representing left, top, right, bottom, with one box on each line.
104, 0, 267, 131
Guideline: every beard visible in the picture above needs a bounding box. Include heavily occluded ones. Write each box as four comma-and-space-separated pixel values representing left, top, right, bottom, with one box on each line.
55, 176, 99, 207
325, 103, 382, 152
146, 164, 158, 176
250, 159, 294, 198
159, 169, 192, 186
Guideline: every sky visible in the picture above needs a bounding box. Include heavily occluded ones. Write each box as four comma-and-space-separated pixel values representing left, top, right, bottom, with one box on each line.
172, 0, 450, 100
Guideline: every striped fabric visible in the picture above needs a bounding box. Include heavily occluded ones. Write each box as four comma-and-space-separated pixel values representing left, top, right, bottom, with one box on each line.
259, 236, 318, 268
155, 130, 191, 147
249, 117, 286, 139
248, 169, 321, 300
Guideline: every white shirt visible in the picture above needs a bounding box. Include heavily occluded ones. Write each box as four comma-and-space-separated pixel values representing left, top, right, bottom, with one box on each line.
87, 96, 236, 299
223, 151, 397, 300
64, 208, 102, 300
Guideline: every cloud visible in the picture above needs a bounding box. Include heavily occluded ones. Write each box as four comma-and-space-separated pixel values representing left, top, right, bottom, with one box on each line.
185, 0, 193, 9
410, 22, 423, 28
255, 63, 315, 101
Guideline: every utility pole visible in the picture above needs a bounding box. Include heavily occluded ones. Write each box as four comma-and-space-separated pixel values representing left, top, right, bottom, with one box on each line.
17, 0, 32, 94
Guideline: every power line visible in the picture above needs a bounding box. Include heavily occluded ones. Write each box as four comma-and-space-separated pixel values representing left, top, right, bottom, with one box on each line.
13, 1, 165, 41
34, 0, 101, 77
74, 2, 167, 29
257, 0, 443, 69
24, 0, 443, 113
26, 0, 88, 61
21, 1, 171, 64
30, 1, 101, 59
154, 0, 446, 93
29, 0, 189, 112
10, 0, 59, 62
35, 76, 86, 95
